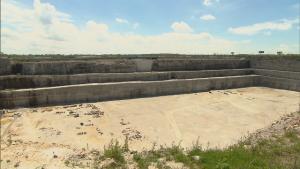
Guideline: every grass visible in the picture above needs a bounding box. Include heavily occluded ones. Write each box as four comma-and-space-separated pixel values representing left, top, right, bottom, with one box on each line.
91, 140, 129, 169
65, 129, 300, 169
133, 143, 194, 169
131, 130, 300, 169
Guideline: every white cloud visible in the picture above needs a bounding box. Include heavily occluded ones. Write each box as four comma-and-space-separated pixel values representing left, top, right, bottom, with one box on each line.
1, 0, 276, 54
228, 19, 299, 35
171, 22, 193, 33
115, 18, 129, 24
86, 20, 109, 32
203, 0, 219, 6
200, 14, 216, 21
278, 44, 289, 52
115, 17, 140, 29
277, 44, 299, 54
33, 0, 71, 25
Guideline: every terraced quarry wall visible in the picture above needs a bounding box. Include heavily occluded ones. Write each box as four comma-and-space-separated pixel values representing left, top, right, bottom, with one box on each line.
0, 55, 299, 108
0, 58, 11, 75
9, 59, 249, 75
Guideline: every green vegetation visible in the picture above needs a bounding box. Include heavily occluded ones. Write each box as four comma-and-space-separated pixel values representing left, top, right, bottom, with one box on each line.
89, 140, 126, 169
131, 131, 300, 169
65, 129, 300, 169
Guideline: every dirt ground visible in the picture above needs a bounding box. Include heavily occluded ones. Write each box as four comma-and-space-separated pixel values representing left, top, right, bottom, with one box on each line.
1, 87, 299, 169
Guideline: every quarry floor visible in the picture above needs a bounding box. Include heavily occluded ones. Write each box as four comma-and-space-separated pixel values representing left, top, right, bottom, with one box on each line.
1, 87, 300, 169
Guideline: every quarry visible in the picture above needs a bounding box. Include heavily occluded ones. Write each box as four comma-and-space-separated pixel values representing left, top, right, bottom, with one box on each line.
0, 54, 300, 168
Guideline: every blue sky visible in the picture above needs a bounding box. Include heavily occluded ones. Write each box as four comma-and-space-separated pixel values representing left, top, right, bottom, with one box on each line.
1, 0, 299, 54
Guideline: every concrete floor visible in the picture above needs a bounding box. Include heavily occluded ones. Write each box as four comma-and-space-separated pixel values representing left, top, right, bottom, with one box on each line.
1, 87, 299, 168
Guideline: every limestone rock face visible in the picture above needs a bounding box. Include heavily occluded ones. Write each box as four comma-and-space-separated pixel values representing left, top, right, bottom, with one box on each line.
0, 57, 11, 75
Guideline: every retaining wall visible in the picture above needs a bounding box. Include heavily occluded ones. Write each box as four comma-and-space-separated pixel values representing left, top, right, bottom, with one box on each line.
251, 58, 300, 91
0, 69, 253, 90
250, 58, 300, 72
9, 59, 250, 75
3, 55, 300, 75
0, 58, 11, 75
258, 76, 300, 91
1, 56, 300, 109
254, 69, 300, 80
12, 60, 137, 75
152, 59, 249, 71
0, 75, 259, 108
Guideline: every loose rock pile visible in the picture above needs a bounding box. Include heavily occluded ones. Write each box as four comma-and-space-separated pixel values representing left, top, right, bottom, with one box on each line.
246, 111, 300, 145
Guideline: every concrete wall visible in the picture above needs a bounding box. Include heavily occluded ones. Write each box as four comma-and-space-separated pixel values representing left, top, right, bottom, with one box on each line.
0, 57, 11, 75
135, 59, 153, 72
1, 56, 299, 109
6, 56, 300, 75
152, 59, 249, 71
251, 58, 300, 91
14, 60, 137, 75
258, 76, 300, 91
0, 69, 253, 90
254, 69, 300, 80
0, 75, 259, 108
9, 59, 250, 75
250, 58, 300, 72
3, 55, 300, 75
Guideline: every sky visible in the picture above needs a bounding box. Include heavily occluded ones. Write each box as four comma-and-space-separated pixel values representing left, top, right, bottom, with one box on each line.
1, 0, 299, 54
